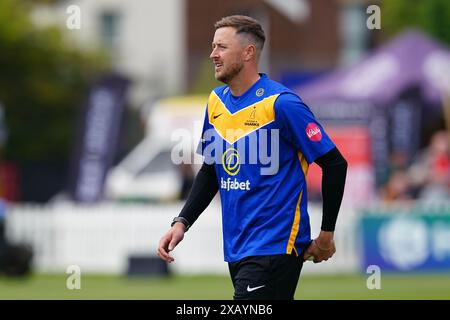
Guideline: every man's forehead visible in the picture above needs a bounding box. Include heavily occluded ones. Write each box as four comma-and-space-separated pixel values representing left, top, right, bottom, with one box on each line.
213, 28, 250, 47
213, 27, 237, 41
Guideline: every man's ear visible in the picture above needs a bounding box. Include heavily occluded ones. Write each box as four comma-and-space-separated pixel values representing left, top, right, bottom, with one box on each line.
243, 44, 257, 62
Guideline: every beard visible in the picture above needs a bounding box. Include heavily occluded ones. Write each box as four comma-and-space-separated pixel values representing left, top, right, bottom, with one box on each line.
216, 61, 244, 84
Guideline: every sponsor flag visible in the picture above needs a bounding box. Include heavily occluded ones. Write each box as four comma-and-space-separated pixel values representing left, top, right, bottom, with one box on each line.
68, 74, 129, 202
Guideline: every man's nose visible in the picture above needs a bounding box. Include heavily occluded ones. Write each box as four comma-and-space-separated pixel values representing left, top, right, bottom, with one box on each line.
210, 48, 218, 59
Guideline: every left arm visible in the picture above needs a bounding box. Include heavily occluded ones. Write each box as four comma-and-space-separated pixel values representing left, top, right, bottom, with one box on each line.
315, 146, 348, 232
272, 93, 347, 262
303, 147, 348, 262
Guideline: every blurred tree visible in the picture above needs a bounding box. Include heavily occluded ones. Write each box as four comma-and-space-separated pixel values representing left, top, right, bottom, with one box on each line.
382, 0, 450, 45
0, 0, 109, 201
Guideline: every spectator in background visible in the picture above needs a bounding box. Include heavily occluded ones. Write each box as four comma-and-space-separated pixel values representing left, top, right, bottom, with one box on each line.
381, 151, 409, 187
409, 130, 450, 204
379, 150, 414, 204
380, 169, 413, 203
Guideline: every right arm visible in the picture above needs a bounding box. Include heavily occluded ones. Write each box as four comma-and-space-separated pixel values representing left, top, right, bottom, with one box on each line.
157, 162, 218, 262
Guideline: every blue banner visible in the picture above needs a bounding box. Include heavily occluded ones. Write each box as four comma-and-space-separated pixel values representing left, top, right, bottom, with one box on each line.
361, 212, 450, 272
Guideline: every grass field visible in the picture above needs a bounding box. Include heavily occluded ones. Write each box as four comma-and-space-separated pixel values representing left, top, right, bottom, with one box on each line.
0, 273, 449, 299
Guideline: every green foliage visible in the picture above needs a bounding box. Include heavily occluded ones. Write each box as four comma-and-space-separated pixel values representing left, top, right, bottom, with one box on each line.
382, 0, 450, 45
0, 0, 109, 162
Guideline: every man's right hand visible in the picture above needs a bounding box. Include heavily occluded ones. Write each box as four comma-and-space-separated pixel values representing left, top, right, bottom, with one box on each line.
157, 223, 186, 263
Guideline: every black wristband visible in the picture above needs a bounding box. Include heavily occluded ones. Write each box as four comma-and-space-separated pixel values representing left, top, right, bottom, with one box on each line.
171, 216, 191, 232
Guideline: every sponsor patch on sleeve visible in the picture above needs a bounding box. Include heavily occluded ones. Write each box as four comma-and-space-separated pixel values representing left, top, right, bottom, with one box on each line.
306, 122, 322, 142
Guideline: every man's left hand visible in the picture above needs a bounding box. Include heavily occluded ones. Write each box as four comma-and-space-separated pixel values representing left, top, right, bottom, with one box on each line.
303, 231, 336, 263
